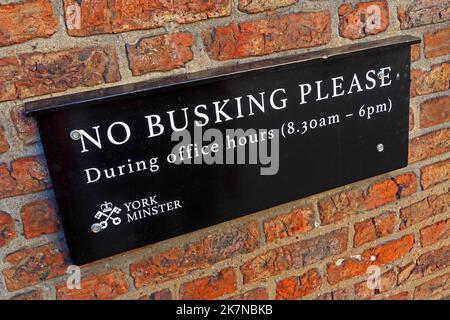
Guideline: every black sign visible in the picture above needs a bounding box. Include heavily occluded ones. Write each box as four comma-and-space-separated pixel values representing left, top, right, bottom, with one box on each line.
26, 36, 420, 264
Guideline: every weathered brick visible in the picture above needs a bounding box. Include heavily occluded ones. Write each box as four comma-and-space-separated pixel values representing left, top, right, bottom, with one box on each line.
238, 0, 296, 14
63, 0, 231, 36
9, 289, 42, 300
315, 287, 352, 300
0, 126, 9, 154
411, 44, 421, 62
275, 269, 321, 300
424, 27, 450, 58
56, 270, 128, 300
398, 0, 450, 29
0, 0, 57, 47
180, 268, 236, 300
365, 173, 416, 209
319, 188, 363, 224
130, 221, 259, 287
139, 289, 172, 300
0, 156, 51, 200
0, 47, 121, 102
0, 57, 20, 101
240, 228, 348, 284
400, 191, 449, 229
398, 245, 450, 285
20, 199, 60, 239
409, 107, 415, 131
413, 272, 450, 299
17, 47, 120, 99
408, 128, 450, 163
327, 235, 414, 285
146, 288, 173, 300
0, 211, 15, 247
354, 269, 396, 300
3, 243, 68, 291
419, 95, 450, 129
127, 33, 194, 76
202, 11, 331, 61
338, 1, 389, 39
410, 62, 450, 97
420, 219, 450, 247
353, 211, 396, 247
10, 107, 39, 145
384, 291, 409, 300
228, 287, 268, 300
263, 206, 315, 242
421, 159, 450, 190
319, 173, 416, 224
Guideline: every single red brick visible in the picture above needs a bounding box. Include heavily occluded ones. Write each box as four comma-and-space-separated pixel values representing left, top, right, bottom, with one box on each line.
354, 269, 396, 299
0, 47, 121, 102
0, 156, 51, 200
409, 107, 415, 131
3, 243, 68, 291
0, 211, 15, 247
146, 288, 173, 300
424, 27, 450, 58
365, 173, 416, 209
238, 0, 296, 14
419, 95, 450, 129
130, 221, 259, 288
421, 159, 450, 190
420, 219, 450, 247
263, 206, 315, 242
408, 128, 450, 163
364, 179, 399, 210
411, 44, 421, 62
318, 188, 363, 224
400, 191, 449, 229
338, 1, 389, 39
228, 287, 269, 300
64, 0, 231, 36
0, 0, 57, 47
10, 107, 39, 145
319, 173, 416, 224
180, 268, 236, 300
384, 291, 409, 300
0, 56, 20, 101
275, 269, 321, 300
16, 47, 121, 99
20, 199, 60, 239
127, 33, 194, 76
241, 228, 348, 284
9, 289, 42, 300
398, 245, 449, 285
398, 0, 450, 29
56, 270, 128, 300
327, 235, 414, 285
315, 287, 352, 300
410, 62, 449, 97
353, 211, 396, 247
202, 11, 331, 61
413, 272, 450, 299
0, 126, 9, 154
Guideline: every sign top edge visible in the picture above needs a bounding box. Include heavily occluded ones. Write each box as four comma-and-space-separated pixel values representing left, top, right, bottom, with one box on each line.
24, 35, 420, 117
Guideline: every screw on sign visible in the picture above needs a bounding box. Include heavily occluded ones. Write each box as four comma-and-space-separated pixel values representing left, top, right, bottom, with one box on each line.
91, 202, 122, 233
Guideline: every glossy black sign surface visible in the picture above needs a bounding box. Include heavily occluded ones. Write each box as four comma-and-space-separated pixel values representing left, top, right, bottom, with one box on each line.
27, 36, 419, 264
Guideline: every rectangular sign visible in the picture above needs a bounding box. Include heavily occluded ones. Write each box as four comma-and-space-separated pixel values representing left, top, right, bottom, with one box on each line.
26, 36, 420, 264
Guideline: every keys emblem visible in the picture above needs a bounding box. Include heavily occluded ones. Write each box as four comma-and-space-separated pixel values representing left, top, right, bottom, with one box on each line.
91, 202, 122, 233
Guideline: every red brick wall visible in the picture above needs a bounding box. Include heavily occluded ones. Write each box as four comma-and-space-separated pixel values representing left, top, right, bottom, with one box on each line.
0, 0, 448, 300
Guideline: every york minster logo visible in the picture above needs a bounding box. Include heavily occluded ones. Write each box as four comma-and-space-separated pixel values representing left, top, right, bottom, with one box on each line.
91, 201, 122, 233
